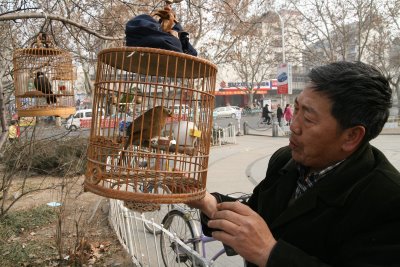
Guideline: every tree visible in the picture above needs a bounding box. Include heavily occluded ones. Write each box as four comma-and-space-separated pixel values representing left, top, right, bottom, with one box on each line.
226, 15, 277, 107
286, 0, 400, 112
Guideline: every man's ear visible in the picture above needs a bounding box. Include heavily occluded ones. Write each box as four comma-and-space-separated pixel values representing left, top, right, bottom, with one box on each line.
341, 125, 366, 152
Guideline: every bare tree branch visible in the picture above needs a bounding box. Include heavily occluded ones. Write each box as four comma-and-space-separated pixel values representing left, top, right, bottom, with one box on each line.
0, 12, 124, 41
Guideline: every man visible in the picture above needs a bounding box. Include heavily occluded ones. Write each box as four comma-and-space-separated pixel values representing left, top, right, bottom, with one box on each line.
276, 104, 283, 126
262, 104, 272, 125
189, 61, 400, 266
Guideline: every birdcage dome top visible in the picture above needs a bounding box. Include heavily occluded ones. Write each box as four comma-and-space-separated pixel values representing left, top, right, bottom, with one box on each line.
99, 47, 217, 78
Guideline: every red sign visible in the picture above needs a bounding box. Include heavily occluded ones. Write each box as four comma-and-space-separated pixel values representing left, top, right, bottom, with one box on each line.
80, 118, 118, 128
215, 90, 246, 95
277, 84, 288, 94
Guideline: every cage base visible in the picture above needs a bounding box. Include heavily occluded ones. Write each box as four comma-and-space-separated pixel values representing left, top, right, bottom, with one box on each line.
17, 106, 76, 118
84, 179, 206, 204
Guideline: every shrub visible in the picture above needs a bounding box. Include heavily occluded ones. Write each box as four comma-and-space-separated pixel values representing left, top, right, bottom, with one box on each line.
3, 136, 88, 177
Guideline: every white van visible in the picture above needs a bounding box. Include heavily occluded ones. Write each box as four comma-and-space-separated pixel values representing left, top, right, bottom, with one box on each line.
65, 109, 105, 131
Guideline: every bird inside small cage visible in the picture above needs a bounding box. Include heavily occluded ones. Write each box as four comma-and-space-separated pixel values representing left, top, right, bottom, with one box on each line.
34, 71, 57, 104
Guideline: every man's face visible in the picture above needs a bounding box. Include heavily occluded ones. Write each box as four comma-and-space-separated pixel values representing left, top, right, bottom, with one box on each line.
289, 84, 348, 171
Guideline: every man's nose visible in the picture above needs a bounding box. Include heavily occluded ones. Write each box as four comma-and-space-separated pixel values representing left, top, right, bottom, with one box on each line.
290, 115, 300, 135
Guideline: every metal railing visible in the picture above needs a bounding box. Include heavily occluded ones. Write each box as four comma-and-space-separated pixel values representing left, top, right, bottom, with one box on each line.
211, 124, 237, 146
108, 198, 212, 266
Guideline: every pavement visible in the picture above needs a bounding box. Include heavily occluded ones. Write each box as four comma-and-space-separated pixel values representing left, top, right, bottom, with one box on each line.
201, 131, 400, 266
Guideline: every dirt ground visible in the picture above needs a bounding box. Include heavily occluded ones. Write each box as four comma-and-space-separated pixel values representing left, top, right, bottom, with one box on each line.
4, 174, 134, 267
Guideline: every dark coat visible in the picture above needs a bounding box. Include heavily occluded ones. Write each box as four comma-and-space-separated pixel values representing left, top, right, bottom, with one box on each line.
262, 105, 272, 118
204, 143, 400, 266
276, 107, 283, 118
125, 14, 197, 56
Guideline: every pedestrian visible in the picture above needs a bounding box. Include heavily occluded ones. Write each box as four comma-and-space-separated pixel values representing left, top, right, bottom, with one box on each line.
262, 104, 272, 125
8, 120, 20, 143
283, 103, 293, 125
188, 61, 400, 266
276, 104, 283, 126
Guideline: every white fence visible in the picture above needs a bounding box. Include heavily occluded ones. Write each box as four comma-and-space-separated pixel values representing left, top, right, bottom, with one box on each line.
108, 198, 212, 267
211, 124, 237, 146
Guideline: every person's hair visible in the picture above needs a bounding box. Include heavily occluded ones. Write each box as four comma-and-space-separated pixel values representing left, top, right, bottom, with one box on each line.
308, 61, 392, 142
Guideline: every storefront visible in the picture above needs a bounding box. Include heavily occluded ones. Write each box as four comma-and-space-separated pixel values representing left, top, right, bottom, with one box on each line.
215, 80, 277, 108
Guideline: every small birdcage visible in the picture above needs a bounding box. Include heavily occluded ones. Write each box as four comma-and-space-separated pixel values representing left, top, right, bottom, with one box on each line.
13, 32, 75, 118
84, 47, 217, 205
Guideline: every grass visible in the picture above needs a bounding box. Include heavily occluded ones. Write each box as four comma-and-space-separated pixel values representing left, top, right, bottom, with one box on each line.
0, 205, 58, 265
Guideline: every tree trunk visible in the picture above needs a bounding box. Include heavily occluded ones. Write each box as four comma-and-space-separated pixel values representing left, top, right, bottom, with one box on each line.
0, 60, 11, 151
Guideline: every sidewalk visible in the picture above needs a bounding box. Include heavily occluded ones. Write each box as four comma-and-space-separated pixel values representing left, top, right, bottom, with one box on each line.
381, 127, 400, 135
207, 135, 289, 194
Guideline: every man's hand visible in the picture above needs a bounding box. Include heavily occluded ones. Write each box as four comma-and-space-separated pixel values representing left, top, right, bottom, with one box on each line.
208, 201, 277, 266
185, 191, 218, 218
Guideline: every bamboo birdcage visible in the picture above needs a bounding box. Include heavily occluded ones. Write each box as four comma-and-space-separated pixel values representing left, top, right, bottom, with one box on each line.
13, 35, 76, 118
84, 47, 217, 205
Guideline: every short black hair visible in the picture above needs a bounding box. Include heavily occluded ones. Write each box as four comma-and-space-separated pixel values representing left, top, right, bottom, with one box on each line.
308, 61, 392, 142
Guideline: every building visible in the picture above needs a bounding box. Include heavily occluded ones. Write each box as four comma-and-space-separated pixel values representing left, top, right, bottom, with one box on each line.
215, 9, 307, 109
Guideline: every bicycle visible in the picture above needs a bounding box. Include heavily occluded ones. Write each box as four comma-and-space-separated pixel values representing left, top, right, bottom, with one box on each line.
159, 192, 251, 266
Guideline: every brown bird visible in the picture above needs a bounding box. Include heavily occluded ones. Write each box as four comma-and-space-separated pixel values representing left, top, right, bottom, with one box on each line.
124, 106, 172, 149
153, 10, 178, 37
153, 0, 182, 38
36, 31, 51, 48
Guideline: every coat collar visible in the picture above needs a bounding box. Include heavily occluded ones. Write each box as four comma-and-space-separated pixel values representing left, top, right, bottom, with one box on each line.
270, 143, 375, 229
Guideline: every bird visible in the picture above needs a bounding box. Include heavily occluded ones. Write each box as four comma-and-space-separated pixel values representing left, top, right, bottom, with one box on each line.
34, 71, 57, 104
152, 0, 184, 38
36, 32, 50, 48
124, 106, 172, 149
153, 9, 178, 37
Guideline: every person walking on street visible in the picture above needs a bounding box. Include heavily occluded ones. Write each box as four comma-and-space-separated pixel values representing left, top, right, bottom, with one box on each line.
8, 120, 20, 143
188, 61, 400, 267
283, 103, 293, 125
262, 104, 272, 125
276, 104, 283, 126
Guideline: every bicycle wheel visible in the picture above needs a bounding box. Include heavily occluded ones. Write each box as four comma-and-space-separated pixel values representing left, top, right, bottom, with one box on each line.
142, 183, 172, 234
160, 209, 199, 266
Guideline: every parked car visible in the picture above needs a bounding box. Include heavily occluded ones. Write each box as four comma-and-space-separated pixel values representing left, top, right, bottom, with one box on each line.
213, 106, 239, 119
169, 104, 190, 116
231, 106, 242, 112
65, 108, 105, 131
169, 104, 202, 120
